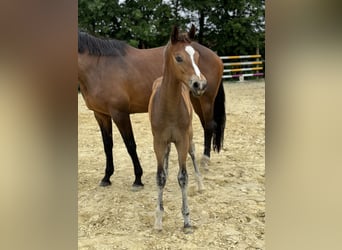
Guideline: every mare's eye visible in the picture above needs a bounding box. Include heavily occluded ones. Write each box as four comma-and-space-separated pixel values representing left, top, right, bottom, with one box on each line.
175, 55, 183, 62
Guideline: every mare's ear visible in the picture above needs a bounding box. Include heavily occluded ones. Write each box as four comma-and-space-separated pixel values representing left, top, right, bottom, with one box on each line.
171, 25, 179, 44
188, 24, 196, 40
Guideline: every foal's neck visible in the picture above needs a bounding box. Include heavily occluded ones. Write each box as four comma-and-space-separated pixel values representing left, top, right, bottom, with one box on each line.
159, 67, 184, 110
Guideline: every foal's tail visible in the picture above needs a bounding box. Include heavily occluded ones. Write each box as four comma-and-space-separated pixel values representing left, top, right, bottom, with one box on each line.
212, 79, 226, 152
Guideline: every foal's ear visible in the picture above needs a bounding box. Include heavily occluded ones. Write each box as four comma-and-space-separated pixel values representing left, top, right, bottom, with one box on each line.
188, 24, 196, 40
171, 25, 179, 44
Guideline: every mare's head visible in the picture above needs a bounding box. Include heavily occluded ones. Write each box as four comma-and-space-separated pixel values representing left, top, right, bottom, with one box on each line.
164, 25, 207, 97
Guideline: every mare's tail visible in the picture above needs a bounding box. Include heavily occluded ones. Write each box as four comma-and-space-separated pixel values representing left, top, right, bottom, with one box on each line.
212, 79, 226, 152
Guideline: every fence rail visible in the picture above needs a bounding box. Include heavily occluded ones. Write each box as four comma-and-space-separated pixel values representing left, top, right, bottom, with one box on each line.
220, 54, 264, 80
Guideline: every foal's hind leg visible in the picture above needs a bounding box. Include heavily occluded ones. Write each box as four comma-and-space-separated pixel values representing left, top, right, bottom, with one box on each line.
190, 96, 213, 170
112, 112, 144, 190
188, 141, 205, 191
94, 112, 114, 187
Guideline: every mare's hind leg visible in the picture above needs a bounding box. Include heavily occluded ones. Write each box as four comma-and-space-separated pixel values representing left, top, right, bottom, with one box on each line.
201, 128, 214, 170
94, 112, 114, 187
188, 141, 205, 191
112, 112, 144, 190
201, 103, 216, 171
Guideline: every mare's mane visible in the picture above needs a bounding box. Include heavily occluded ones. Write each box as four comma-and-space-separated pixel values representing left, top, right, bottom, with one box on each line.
78, 31, 128, 57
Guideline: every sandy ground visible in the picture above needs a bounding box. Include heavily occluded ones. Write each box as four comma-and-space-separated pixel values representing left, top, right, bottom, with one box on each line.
78, 81, 265, 249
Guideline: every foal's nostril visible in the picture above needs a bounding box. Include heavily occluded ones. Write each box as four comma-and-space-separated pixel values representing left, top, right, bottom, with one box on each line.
193, 81, 199, 89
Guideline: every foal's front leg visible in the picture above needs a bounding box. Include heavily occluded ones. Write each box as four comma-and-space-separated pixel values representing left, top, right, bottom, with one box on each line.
153, 140, 168, 230
176, 141, 192, 233
178, 166, 191, 231
155, 165, 166, 231
163, 143, 171, 178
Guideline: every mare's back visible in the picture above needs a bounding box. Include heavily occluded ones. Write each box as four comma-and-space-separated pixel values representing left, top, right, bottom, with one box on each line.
78, 31, 164, 113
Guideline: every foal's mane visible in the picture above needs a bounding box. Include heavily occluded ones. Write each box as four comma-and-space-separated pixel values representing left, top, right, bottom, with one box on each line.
165, 30, 192, 54
164, 28, 194, 70
78, 31, 127, 57
175, 32, 192, 43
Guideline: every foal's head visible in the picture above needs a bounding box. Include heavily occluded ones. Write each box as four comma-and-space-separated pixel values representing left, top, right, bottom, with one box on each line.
164, 25, 207, 97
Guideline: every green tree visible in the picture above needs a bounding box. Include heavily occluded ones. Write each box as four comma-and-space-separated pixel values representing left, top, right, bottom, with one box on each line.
78, 0, 265, 56
78, 0, 121, 37
118, 0, 175, 48
118, 0, 192, 48
208, 0, 265, 56
181, 0, 216, 44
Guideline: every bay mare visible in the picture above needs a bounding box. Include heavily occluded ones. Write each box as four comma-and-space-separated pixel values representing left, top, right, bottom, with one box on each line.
149, 25, 205, 232
78, 28, 225, 188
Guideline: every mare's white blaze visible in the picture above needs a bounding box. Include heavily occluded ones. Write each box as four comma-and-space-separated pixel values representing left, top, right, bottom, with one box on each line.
185, 45, 201, 78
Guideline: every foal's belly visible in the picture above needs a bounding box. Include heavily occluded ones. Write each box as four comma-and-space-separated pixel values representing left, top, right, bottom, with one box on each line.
154, 123, 191, 144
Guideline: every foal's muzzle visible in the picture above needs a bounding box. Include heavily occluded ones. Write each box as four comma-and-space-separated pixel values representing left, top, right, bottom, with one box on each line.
190, 79, 207, 97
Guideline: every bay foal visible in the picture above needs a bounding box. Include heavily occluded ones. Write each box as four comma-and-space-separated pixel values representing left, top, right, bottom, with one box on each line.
148, 26, 206, 232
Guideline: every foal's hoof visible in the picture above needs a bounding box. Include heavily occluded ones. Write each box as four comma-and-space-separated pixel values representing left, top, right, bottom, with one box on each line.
183, 225, 193, 234
99, 179, 111, 187
200, 155, 210, 171
131, 183, 144, 192
154, 224, 163, 232
198, 183, 205, 193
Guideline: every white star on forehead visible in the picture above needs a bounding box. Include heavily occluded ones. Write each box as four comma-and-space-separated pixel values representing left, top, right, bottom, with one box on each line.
185, 45, 201, 77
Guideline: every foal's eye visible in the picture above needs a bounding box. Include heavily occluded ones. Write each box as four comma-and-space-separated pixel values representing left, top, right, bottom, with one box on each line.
175, 55, 183, 62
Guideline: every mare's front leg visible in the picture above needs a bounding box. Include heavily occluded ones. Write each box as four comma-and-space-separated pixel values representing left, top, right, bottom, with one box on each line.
94, 112, 114, 187
112, 112, 144, 190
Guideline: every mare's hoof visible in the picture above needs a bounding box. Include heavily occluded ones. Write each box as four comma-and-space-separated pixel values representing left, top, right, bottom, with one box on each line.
131, 183, 144, 192
99, 180, 111, 187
